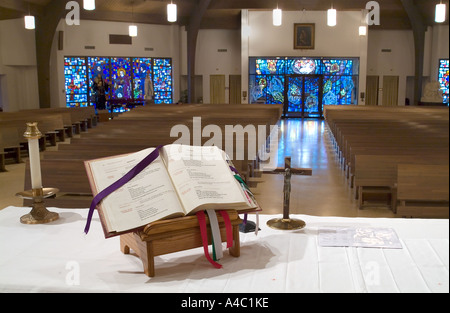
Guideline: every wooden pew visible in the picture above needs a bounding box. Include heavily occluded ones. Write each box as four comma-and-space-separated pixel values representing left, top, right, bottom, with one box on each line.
20, 108, 76, 138
324, 105, 449, 217
354, 154, 449, 211
24, 103, 282, 208
396, 164, 449, 218
0, 113, 67, 149
0, 125, 22, 170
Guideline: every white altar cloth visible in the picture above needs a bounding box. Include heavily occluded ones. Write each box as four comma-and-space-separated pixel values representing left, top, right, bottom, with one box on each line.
0, 206, 448, 293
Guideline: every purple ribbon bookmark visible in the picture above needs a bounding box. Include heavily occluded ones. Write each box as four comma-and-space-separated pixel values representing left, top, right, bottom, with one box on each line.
84, 145, 163, 234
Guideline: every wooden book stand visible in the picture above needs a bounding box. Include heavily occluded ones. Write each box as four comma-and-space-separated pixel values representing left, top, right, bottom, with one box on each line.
120, 210, 242, 277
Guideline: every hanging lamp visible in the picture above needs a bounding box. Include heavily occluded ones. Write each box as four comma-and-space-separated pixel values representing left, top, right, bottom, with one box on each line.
327, 5, 337, 27
83, 0, 95, 11
167, 1, 177, 22
129, 1, 137, 37
435, 1, 446, 23
24, 15, 35, 30
273, 7, 282, 26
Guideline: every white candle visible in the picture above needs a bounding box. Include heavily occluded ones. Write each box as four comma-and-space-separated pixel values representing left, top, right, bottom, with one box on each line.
28, 137, 42, 189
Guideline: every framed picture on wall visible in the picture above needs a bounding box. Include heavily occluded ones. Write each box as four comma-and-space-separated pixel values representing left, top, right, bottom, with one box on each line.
294, 23, 315, 49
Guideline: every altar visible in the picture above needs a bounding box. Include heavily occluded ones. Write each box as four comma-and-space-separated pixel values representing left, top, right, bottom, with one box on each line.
0, 206, 448, 293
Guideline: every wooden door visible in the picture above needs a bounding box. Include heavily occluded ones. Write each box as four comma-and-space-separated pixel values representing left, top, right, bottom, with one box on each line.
382, 76, 399, 106
210, 75, 225, 104
229, 75, 241, 104
366, 76, 379, 106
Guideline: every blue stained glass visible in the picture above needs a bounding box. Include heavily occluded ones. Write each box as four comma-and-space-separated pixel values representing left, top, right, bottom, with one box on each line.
322, 76, 356, 105
266, 75, 285, 104
64, 57, 88, 108
255, 75, 284, 104
438, 59, 449, 104
154, 58, 171, 67
256, 59, 285, 75
153, 58, 173, 104
64, 56, 173, 108
249, 57, 360, 115
322, 59, 354, 75
287, 76, 303, 112
304, 76, 320, 114
88, 57, 110, 105
249, 76, 264, 103
133, 58, 153, 100
88, 57, 110, 81
286, 59, 321, 75
111, 57, 132, 100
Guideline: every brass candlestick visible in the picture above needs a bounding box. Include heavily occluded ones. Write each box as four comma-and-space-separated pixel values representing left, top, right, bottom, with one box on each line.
16, 188, 60, 224
16, 122, 59, 224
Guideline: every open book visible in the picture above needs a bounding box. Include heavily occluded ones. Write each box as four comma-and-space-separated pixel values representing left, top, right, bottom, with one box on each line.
85, 144, 258, 238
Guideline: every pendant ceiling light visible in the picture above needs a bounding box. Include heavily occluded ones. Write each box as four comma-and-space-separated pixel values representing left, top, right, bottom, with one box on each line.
83, 0, 95, 11
359, 25, 367, 36
129, 1, 137, 37
273, 7, 282, 26
129, 25, 138, 37
327, 6, 337, 27
435, 1, 446, 23
24, 15, 35, 30
167, 1, 177, 22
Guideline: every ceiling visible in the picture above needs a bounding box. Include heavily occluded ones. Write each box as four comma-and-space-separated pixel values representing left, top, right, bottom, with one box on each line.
0, 0, 448, 30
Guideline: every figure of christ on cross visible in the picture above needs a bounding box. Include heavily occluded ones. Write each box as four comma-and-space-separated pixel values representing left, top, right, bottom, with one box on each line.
265, 157, 312, 230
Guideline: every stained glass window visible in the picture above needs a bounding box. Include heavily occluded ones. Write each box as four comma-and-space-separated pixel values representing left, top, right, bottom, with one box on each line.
249, 57, 359, 117
133, 58, 153, 100
287, 76, 303, 113
255, 75, 285, 105
64, 57, 88, 108
304, 76, 321, 116
286, 58, 321, 75
111, 57, 132, 100
438, 59, 449, 104
256, 59, 285, 75
87, 57, 110, 106
153, 58, 173, 104
265, 75, 285, 104
322, 76, 357, 105
249, 75, 264, 103
322, 59, 354, 75
64, 56, 173, 109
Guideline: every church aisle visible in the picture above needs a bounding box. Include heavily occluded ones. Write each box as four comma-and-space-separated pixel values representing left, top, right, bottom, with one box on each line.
253, 118, 396, 218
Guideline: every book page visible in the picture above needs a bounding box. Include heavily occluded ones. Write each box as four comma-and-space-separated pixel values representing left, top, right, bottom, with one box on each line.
162, 144, 255, 214
88, 148, 185, 233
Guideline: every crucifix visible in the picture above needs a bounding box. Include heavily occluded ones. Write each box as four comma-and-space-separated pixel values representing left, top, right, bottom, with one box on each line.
265, 157, 312, 230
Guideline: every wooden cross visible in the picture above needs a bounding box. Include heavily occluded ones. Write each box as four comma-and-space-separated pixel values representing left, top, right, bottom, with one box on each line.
264, 157, 312, 230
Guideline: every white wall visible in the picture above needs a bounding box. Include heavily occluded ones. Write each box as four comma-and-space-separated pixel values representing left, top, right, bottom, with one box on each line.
241, 10, 368, 104
0, 19, 39, 112
180, 28, 241, 104
367, 29, 415, 106
51, 19, 181, 108
248, 11, 364, 57
367, 25, 449, 106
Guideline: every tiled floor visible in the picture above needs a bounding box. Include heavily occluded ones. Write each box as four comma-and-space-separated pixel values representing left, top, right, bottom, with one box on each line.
0, 118, 396, 218
252, 118, 395, 218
